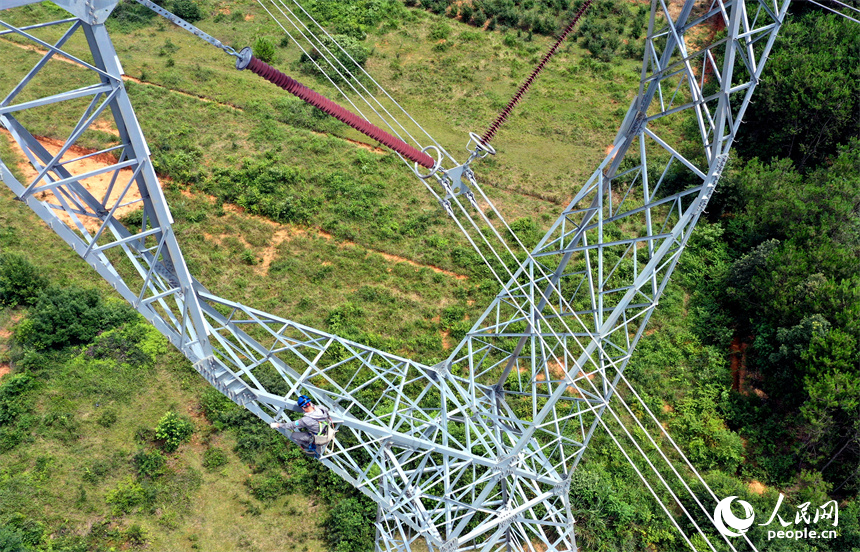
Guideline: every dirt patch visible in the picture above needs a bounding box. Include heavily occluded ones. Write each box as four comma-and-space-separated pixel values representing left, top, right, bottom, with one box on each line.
2, 130, 147, 233
748, 480, 766, 495
0, 363, 10, 380
91, 119, 119, 137
441, 329, 452, 350
123, 75, 242, 111
0, 313, 22, 337
259, 228, 291, 273
730, 335, 749, 393
344, 137, 386, 155
375, 249, 466, 280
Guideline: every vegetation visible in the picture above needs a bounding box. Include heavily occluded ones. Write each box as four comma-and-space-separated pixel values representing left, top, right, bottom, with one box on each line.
0, 1, 857, 551
155, 411, 195, 453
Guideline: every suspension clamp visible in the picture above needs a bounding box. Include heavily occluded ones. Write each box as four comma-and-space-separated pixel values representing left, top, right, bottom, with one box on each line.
436, 164, 480, 211
439, 199, 455, 218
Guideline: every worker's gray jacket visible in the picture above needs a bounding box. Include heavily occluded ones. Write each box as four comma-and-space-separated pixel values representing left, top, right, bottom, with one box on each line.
297, 406, 330, 435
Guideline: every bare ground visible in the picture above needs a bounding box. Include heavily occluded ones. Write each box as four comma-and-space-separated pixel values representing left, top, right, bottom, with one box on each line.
2, 129, 146, 233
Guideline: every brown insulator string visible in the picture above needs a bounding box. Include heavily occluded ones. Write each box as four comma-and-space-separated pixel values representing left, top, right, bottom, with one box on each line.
243, 55, 436, 169
480, 0, 594, 147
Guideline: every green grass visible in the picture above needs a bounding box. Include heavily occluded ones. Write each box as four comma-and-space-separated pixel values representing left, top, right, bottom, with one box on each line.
0, 1, 691, 550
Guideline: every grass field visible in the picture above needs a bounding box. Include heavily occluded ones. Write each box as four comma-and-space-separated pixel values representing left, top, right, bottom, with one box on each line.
0, 0, 684, 550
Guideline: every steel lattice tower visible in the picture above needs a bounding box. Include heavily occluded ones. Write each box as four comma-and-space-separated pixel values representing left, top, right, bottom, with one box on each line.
0, 0, 792, 550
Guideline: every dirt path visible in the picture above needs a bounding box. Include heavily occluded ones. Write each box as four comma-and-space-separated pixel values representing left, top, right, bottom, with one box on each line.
189, 190, 468, 280
6, 122, 469, 280
2, 129, 146, 233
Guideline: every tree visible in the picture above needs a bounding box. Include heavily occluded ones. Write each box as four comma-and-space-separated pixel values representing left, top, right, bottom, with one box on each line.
733, 12, 860, 170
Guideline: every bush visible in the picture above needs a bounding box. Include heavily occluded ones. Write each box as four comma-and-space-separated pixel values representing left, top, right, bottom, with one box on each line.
125, 524, 147, 547
298, 34, 370, 83
170, 0, 203, 22
133, 449, 167, 478
303, 0, 406, 39
199, 387, 247, 430
429, 21, 451, 40
108, 0, 157, 31
155, 411, 193, 453
253, 36, 277, 64
0, 253, 48, 307
96, 409, 118, 428
0, 373, 36, 426
203, 447, 228, 470
105, 477, 147, 516
18, 286, 137, 350
246, 473, 288, 501
0, 526, 24, 552
323, 496, 376, 552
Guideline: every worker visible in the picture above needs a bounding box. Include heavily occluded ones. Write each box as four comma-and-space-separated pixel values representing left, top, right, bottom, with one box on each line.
270, 395, 331, 457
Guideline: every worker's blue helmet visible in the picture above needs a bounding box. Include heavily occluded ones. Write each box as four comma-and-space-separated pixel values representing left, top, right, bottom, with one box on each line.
297, 395, 312, 408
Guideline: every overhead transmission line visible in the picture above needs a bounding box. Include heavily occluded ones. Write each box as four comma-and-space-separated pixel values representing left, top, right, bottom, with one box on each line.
801, 0, 860, 24
129, 3, 758, 548
247, 8, 760, 549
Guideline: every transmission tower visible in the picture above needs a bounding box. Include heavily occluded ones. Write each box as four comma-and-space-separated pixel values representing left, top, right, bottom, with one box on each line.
0, 0, 792, 550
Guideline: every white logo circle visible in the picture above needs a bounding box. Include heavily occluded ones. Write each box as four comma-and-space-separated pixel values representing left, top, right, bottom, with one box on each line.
714, 496, 755, 537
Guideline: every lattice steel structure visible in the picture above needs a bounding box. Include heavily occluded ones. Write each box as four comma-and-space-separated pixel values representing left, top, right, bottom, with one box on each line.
0, 0, 792, 550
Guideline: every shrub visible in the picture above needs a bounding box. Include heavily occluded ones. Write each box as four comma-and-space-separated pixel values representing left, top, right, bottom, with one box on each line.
133, 449, 167, 478
0, 253, 48, 307
5, 513, 44, 548
202, 447, 228, 470
97, 409, 118, 428
125, 524, 147, 547
108, 0, 157, 31
199, 387, 246, 430
299, 34, 370, 83
429, 21, 451, 40
170, 0, 202, 22
253, 36, 277, 64
0, 373, 36, 427
246, 473, 288, 501
19, 286, 137, 350
105, 477, 147, 516
0, 526, 24, 552
135, 426, 156, 444
323, 497, 376, 552
155, 411, 193, 453
82, 458, 113, 483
